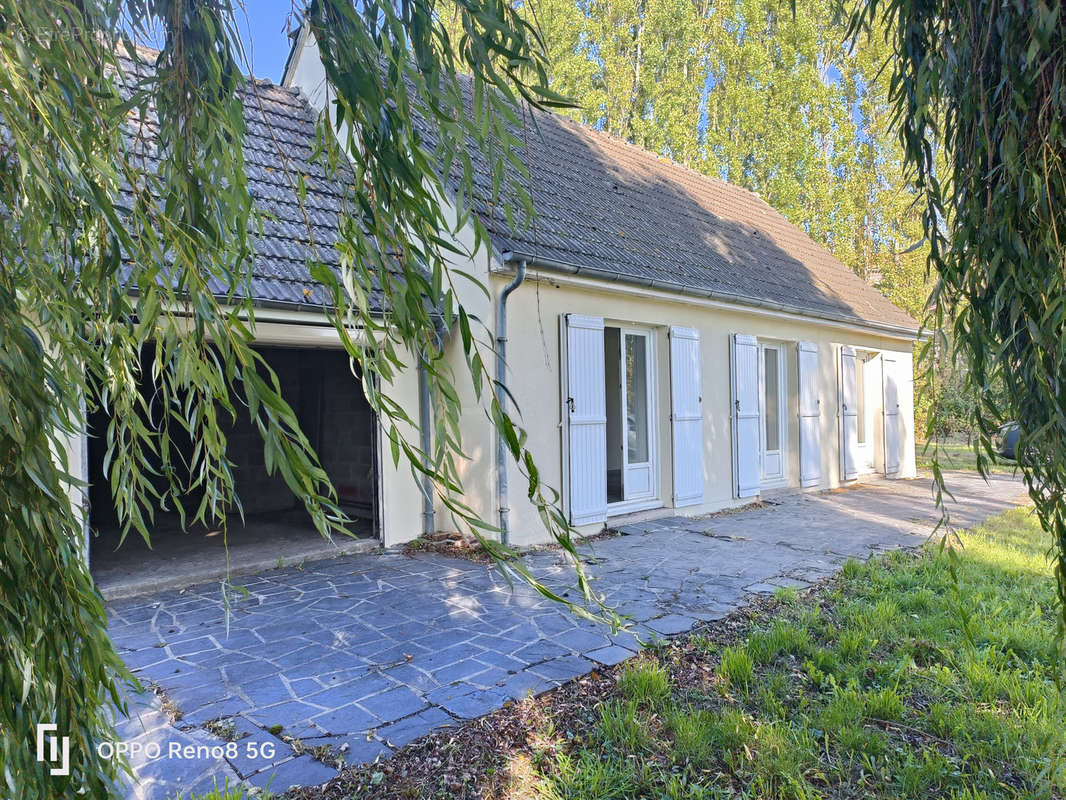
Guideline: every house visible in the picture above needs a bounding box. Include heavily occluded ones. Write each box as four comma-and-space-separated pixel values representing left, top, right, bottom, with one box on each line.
79, 42, 918, 590
280, 30, 919, 550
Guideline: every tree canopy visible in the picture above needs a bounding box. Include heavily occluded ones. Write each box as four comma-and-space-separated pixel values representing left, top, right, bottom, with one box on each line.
847, 0, 1066, 652
524, 0, 930, 320
0, 2, 604, 796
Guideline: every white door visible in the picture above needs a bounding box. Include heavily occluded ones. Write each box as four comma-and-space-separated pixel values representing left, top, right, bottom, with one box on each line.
731, 333, 761, 498
565, 314, 607, 525
883, 354, 901, 475
670, 326, 703, 507
758, 343, 786, 482
619, 329, 656, 500
854, 353, 877, 472
798, 341, 821, 487
839, 345, 859, 481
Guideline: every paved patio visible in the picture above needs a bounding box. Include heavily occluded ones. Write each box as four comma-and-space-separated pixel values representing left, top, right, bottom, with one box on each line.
107, 472, 1028, 798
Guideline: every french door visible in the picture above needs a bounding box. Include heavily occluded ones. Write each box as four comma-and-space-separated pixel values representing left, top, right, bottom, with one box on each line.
759, 342, 786, 483
605, 327, 657, 505
855, 352, 877, 473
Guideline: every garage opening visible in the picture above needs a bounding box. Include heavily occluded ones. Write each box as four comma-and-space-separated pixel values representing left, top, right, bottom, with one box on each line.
88, 345, 379, 598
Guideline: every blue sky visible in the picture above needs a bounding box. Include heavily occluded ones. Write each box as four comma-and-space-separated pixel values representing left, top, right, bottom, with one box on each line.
233, 1, 303, 81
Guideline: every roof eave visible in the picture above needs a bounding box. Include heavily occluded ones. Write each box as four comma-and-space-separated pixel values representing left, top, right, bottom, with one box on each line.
501, 250, 923, 342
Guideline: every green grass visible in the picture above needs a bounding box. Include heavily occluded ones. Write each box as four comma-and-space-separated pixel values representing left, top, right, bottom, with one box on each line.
527, 508, 1064, 799
616, 659, 672, 705
916, 438, 1019, 474
174, 780, 266, 800
716, 646, 754, 689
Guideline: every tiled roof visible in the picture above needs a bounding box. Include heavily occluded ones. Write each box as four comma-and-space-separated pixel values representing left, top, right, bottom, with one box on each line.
467, 107, 918, 333
119, 52, 359, 311
121, 46, 915, 332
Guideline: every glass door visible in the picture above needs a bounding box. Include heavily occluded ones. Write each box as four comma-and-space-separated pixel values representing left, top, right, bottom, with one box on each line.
855, 353, 877, 472
603, 327, 657, 505
759, 343, 786, 482
622, 331, 654, 499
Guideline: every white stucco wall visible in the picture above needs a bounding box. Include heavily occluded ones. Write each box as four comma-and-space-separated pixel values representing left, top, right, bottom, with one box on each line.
488, 269, 919, 546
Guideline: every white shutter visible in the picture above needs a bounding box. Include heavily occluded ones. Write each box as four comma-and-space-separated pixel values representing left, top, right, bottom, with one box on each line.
883, 353, 901, 475
798, 341, 821, 487
670, 326, 703, 507
565, 314, 607, 525
730, 333, 761, 498
839, 345, 859, 481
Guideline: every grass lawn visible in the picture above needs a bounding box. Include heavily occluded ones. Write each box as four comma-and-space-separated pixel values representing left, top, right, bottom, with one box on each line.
530, 507, 1062, 800
916, 439, 1021, 475
300, 506, 1064, 800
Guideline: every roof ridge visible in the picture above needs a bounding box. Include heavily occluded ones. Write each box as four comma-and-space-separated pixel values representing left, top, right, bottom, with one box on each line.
118, 42, 311, 107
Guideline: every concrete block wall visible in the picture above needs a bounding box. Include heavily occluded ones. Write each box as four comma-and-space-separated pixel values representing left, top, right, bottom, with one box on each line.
225, 354, 300, 516
316, 358, 376, 508
229, 347, 377, 517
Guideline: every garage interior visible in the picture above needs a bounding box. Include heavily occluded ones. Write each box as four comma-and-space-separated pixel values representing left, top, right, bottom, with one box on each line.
88, 346, 380, 599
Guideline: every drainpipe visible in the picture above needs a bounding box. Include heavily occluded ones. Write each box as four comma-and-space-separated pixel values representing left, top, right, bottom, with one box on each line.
418, 357, 434, 536
418, 314, 448, 537
495, 259, 527, 545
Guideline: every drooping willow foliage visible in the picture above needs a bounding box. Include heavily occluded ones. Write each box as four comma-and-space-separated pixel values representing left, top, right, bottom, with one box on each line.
849, 2, 1066, 642
0, 2, 614, 797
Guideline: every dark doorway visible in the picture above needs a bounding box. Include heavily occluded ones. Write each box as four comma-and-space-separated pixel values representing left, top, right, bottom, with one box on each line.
88, 345, 379, 598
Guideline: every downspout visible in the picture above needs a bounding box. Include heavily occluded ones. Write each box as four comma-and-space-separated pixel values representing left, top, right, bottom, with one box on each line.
418, 314, 448, 536
495, 259, 528, 545
418, 357, 434, 536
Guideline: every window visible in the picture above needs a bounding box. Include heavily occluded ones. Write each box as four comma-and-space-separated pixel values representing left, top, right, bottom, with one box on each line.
625, 333, 649, 464
856, 354, 866, 444
763, 346, 780, 452
603, 326, 656, 505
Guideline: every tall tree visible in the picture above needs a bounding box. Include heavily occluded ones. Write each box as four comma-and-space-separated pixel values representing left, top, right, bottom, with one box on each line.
848, 0, 1066, 645
527, 0, 930, 319
0, 2, 609, 797
528, 0, 709, 160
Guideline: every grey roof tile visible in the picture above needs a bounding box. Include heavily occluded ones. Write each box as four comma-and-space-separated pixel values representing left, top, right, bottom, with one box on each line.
117, 51, 372, 312
118, 49, 914, 332
448, 97, 917, 332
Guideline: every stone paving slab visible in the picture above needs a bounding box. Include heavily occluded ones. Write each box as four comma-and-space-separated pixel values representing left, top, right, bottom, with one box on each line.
109, 471, 1027, 798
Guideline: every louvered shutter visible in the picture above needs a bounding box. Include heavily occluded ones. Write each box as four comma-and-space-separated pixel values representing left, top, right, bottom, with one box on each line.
565, 314, 607, 525
670, 326, 703, 506
798, 341, 821, 487
731, 333, 761, 498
